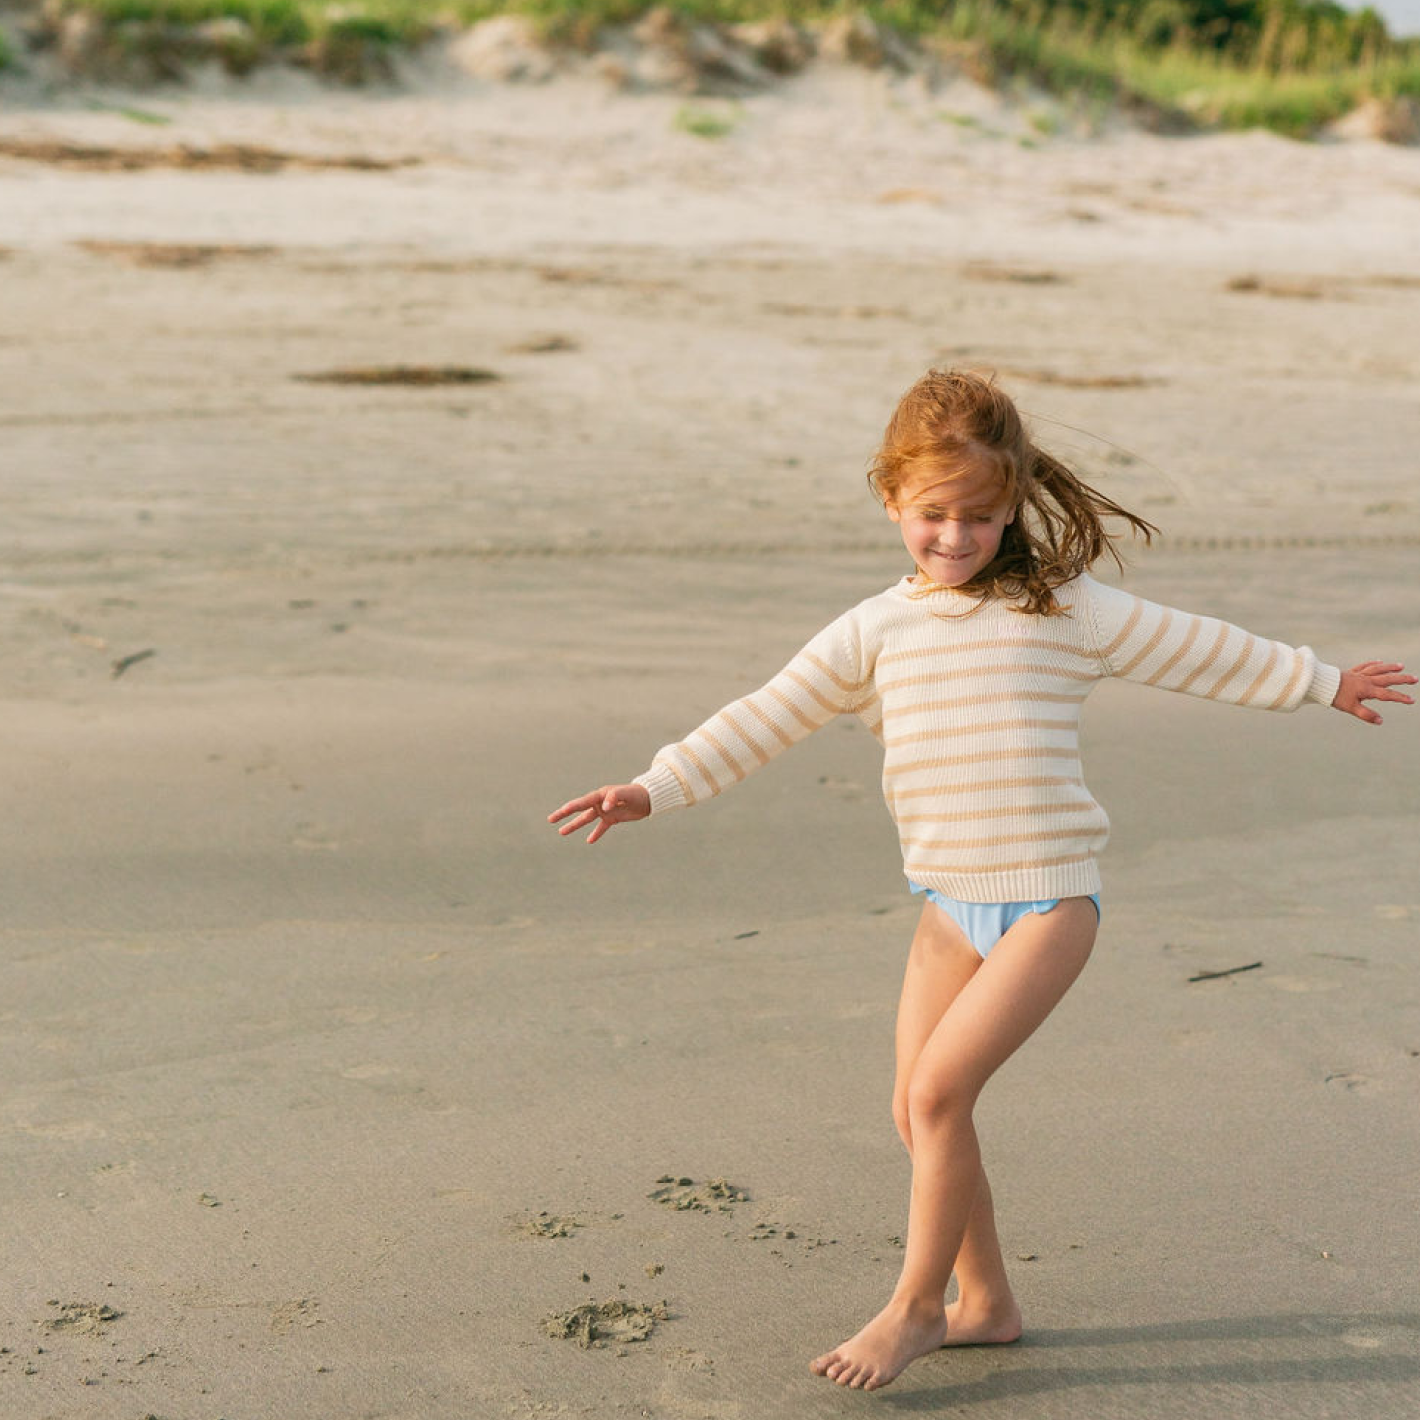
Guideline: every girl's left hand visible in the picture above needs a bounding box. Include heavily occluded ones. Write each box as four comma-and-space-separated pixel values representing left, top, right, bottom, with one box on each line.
1332, 661, 1417, 725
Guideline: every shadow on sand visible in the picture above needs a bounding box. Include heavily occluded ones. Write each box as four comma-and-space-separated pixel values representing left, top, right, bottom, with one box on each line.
881, 1313, 1420, 1410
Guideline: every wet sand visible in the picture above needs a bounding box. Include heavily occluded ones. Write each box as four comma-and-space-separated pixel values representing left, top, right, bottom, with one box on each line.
2, 62, 1419, 1417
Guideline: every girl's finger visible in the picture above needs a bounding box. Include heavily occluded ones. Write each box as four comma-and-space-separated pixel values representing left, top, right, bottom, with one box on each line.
558, 807, 599, 836
548, 797, 591, 822
1362, 676, 1415, 697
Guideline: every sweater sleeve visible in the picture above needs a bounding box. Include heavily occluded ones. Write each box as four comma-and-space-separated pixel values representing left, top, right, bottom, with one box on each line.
633, 612, 870, 814
1082, 577, 1342, 712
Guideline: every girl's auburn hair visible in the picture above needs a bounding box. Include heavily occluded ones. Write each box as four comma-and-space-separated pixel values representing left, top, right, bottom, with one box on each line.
869, 368, 1158, 616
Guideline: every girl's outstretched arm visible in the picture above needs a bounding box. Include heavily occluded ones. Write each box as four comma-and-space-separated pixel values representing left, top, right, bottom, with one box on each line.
1331, 662, 1416, 725
548, 784, 651, 844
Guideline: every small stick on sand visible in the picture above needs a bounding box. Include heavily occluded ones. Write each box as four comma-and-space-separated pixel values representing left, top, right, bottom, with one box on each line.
1187, 961, 1262, 983
111, 648, 157, 679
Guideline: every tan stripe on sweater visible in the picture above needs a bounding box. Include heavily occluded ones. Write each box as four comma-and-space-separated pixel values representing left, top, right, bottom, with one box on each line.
1176, 621, 1231, 695
1145, 613, 1202, 687
1097, 596, 1144, 661
1237, 642, 1281, 706
741, 694, 796, 749
1113, 606, 1175, 679
1202, 632, 1258, 700
1269, 652, 1308, 709
784, 667, 841, 717
878, 663, 1096, 694
659, 758, 696, 806
885, 745, 1076, 778
891, 773, 1084, 802
902, 824, 1098, 851
875, 637, 1098, 672
895, 801, 1091, 825
905, 850, 1094, 875
898, 689, 1088, 716
701, 724, 748, 782
883, 717, 1078, 749
767, 683, 820, 732
803, 650, 863, 695
722, 707, 770, 766
679, 741, 721, 796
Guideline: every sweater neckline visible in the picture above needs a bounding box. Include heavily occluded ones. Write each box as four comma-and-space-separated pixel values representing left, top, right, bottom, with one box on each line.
892, 573, 993, 615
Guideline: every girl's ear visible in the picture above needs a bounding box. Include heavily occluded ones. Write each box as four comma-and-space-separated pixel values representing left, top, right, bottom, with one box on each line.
885, 499, 903, 525
1005, 503, 1017, 526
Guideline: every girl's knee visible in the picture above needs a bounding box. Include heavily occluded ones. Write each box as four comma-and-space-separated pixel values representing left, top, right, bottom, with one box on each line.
891, 1090, 913, 1151
905, 1068, 976, 1129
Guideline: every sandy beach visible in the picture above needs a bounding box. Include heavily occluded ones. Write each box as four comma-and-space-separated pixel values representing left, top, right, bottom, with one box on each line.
3, 46, 1420, 1418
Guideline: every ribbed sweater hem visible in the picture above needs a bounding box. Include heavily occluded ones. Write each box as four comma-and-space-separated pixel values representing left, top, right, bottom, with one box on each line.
633, 763, 689, 815
904, 858, 1104, 904
1304, 661, 1342, 710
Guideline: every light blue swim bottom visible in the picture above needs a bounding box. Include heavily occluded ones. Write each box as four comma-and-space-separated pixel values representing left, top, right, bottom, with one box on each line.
908, 883, 1102, 960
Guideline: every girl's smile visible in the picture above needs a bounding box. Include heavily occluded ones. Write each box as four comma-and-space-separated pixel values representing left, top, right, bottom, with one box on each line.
886, 469, 1015, 588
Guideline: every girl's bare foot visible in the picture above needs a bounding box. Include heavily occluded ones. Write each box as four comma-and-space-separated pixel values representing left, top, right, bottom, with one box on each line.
942, 1294, 1022, 1346
810, 1297, 949, 1390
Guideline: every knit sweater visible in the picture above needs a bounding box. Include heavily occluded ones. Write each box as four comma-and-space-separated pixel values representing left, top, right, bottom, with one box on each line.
633, 574, 1342, 902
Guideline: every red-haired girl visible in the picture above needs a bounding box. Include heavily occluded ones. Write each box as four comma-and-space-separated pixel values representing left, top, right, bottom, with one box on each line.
549, 369, 1413, 1390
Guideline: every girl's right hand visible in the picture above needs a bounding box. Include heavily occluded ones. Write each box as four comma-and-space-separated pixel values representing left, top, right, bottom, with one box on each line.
548, 784, 651, 843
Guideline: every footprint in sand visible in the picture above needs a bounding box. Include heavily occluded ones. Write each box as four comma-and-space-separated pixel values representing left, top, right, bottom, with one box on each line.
43, 1301, 122, 1336
270, 1299, 320, 1332
648, 1176, 749, 1213
543, 1299, 668, 1350
518, 1211, 583, 1239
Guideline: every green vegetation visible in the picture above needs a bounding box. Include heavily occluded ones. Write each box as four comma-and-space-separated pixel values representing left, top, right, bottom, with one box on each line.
0, 26, 13, 72
931, 0, 1419, 136
54, 0, 434, 46
673, 101, 742, 135
18, 1, 1420, 139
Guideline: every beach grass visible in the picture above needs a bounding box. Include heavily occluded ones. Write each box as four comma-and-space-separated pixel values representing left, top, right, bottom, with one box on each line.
19, 0, 1420, 138
673, 101, 742, 136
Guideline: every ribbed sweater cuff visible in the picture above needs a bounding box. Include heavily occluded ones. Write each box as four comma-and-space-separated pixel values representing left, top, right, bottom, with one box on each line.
1305, 660, 1342, 709
633, 763, 688, 815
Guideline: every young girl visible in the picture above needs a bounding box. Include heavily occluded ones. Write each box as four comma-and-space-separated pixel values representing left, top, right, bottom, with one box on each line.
547, 369, 1413, 1392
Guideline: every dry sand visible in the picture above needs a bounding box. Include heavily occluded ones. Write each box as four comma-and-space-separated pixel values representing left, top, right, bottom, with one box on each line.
2, 57, 1420, 1419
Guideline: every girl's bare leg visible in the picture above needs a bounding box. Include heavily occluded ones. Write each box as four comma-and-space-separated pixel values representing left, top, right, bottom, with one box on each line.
810, 898, 1097, 1391
889, 906, 1019, 1343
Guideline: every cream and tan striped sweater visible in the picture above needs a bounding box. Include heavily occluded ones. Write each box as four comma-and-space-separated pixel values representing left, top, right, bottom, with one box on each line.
633, 574, 1342, 902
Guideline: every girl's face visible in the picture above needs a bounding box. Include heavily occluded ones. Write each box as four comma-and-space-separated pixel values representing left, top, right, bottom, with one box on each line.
886, 465, 1016, 587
